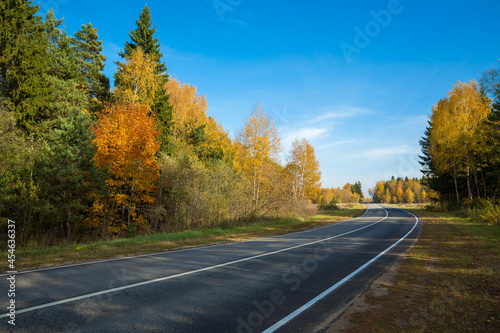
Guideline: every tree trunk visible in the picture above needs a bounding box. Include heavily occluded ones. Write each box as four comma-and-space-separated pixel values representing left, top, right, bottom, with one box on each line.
466, 165, 473, 202
128, 175, 135, 228
453, 162, 460, 204
66, 194, 72, 242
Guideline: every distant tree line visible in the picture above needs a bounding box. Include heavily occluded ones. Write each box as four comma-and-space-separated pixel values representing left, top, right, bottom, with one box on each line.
313, 181, 364, 207
369, 177, 429, 204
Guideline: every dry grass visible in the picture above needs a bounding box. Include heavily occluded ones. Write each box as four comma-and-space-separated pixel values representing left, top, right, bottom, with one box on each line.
342, 205, 500, 332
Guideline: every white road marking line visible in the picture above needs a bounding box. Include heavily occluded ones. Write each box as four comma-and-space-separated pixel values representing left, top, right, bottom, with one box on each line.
0, 205, 373, 277
0, 207, 388, 318
262, 207, 419, 333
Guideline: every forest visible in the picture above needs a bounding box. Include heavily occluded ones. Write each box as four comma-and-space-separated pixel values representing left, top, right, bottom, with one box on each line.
369, 177, 429, 204
419, 67, 500, 224
313, 181, 365, 207
0, 2, 322, 245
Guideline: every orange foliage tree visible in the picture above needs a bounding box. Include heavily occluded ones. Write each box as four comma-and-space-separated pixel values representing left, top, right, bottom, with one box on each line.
88, 103, 160, 233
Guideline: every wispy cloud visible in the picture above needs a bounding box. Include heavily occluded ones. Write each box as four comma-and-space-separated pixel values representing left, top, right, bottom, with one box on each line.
358, 145, 415, 159
311, 106, 373, 123
281, 126, 329, 152
327, 145, 418, 163
284, 127, 328, 143
317, 139, 357, 150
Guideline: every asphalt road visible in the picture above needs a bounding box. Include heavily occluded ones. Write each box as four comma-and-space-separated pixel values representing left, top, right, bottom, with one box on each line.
0, 204, 421, 332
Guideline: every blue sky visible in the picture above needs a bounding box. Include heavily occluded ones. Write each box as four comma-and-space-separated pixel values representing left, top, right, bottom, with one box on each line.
39, 0, 500, 194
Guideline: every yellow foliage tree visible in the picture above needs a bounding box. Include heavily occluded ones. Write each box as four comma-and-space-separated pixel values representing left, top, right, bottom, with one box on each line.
164, 77, 234, 161
404, 188, 415, 203
114, 47, 160, 110
396, 187, 404, 203
430, 80, 491, 201
235, 103, 282, 212
286, 138, 321, 201
164, 77, 208, 141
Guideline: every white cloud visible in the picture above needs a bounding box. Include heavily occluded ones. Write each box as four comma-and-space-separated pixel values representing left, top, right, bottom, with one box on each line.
281, 126, 329, 153
311, 106, 373, 123
317, 139, 357, 150
359, 145, 415, 159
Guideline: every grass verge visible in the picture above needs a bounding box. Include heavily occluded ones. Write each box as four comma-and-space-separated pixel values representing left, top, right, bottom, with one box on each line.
2, 205, 365, 273
342, 204, 500, 332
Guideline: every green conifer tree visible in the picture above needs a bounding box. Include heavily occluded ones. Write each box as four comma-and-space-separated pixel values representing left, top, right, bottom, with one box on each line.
0, 0, 51, 134
72, 23, 110, 114
41, 9, 87, 132
118, 4, 167, 75
116, 4, 173, 152
36, 110, 109, 241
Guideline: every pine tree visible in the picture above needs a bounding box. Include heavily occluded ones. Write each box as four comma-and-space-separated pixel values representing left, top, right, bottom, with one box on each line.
352, 181, 364, 199
41, 9, 87, 131
0, 0, 51, 134
37, 110, 109, 241
116, 4, 173, 152
118, 4, 166, 75
72, 23, 110, 114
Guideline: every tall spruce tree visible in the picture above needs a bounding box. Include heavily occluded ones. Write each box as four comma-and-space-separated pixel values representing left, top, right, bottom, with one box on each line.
116, 4, 173, 152
36, 110, 109, 241
72, 23, 110, 114
0, 0, 51, 134
42, 9, 87, 132
118, 5, 166, 75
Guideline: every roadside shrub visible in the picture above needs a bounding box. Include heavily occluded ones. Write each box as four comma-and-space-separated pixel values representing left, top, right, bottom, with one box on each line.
469, 198, 500, 226
321, 196, 339, 210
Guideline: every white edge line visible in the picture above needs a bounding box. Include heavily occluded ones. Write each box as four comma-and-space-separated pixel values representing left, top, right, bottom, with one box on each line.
0, 204, 372, 277
0, 205, 386, 319
262, 207, 419, 333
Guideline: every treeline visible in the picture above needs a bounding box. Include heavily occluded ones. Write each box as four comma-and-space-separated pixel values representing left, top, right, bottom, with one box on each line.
369, 177, 429, 204
313, 181, 364, 206
419, 62, 500, 214
0, 2, 321, 245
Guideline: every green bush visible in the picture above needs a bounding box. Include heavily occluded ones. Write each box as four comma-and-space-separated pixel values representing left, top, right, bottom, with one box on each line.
469, 198, 500, 226
321, 196, 339, 210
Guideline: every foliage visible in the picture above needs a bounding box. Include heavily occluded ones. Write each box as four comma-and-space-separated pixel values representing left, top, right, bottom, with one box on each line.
0, 3, 322, 247
41, 10, 87, 132
156, 141, 251, 231
36, 110, 109, 241
469, 198, 500, 226
90, 103, 160, 234
235, 103, 283, 213
114, 47, 160, 110
314, 182, 364, 205
117, 4, 173, 153
286, 138, 321, 201
165, 78, 208, 140
320, 196, 339, 210
118, 4, 166, 76
369, 177, 429, 204
420, 78, 500, 206
72, 22, 110, 114
0, 0, 51, 134
0, 109, 40, 230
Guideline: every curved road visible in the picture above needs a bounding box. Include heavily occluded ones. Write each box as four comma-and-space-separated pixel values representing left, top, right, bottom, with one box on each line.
0, 204, 421, 332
